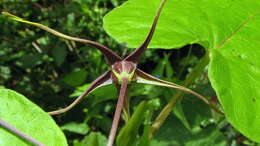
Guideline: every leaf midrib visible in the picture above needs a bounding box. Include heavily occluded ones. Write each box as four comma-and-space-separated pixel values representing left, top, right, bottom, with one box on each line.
215, 11, 260, 49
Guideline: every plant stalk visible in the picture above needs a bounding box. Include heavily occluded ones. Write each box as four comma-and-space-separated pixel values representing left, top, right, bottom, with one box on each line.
0, 119, 44, 146
107, 78, 128, 146
150, 51, 210, 138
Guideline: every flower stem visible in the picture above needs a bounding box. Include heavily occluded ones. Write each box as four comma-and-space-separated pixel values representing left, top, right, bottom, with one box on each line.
150, 51, 210, 138
107, 78, 128, 146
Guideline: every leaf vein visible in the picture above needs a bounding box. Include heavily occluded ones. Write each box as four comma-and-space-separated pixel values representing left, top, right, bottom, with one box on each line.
216, 11, 260, 49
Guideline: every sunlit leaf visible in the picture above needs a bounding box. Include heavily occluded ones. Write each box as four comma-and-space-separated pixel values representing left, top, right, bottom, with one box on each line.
0, 89, 67, 146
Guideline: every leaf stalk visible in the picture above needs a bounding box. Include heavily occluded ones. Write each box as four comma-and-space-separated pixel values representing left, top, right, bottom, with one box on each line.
0, 119, 44, 146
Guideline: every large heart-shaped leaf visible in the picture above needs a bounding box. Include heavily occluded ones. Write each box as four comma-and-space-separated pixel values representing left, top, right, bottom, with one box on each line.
0, 89, 67, 146
103, 0, 260, 142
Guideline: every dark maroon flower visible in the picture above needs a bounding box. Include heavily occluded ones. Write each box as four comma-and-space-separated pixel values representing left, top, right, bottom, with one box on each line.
2, 0, 222, 145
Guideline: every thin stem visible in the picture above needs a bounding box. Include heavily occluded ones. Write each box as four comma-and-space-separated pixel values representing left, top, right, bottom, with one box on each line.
107, 78, 128, 146
150, 51, 215, 137
0, 119, 44, 146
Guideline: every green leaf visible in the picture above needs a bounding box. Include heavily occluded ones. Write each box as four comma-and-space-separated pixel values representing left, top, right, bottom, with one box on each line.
137, 125, 151, 146
104, 0, 260, 142
61, 69, 88, 87
173, 101, 191, 130
61, 122, 89, 135
209, 48, 260, 141
51, 43, 67, 66
116, 101, 148, 146
74, 132, 107, 146
17, 54, 43, 69
0, 89, 67, 146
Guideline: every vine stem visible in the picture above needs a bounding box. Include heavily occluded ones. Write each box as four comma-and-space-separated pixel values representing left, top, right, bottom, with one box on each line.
0, 119, 44, 146
150, 50, 211, 138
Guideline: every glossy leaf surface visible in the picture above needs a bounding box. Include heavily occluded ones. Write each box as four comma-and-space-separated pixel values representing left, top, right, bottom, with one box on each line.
0, 89, 67, 146
104, 0, 260, 142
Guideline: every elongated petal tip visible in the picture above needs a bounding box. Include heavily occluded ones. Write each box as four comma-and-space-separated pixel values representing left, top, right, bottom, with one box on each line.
2, 12, 22, 21
2, 11, 8, 15
2, 12, 14, 17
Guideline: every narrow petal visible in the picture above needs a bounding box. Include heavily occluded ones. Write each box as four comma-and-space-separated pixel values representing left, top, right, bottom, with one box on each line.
125, 0, 167, 63
107, 78, 128, 146
48, 70, 113, 115
135, 69, 223, 114
2, 12, 122, 65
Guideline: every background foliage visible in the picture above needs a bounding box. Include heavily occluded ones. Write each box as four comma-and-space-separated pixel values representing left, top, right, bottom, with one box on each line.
0, 0, 258, 145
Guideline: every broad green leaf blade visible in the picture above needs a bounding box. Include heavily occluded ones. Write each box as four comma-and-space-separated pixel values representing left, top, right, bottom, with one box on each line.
0, 89, 67, 146
209, 47, 260, 141
104, 0, 260, 142
104, 0, 260, 49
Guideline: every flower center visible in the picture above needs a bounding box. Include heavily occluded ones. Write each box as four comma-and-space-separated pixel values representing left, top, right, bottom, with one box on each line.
111, 61, 136, 83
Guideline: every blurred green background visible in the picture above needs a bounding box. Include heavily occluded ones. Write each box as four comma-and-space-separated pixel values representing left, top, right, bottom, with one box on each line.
0, 0, 257, 145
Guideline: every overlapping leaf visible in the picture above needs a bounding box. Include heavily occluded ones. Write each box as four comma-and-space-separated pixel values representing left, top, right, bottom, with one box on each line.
0, 89, 67, 146
104, 0, 260, 142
